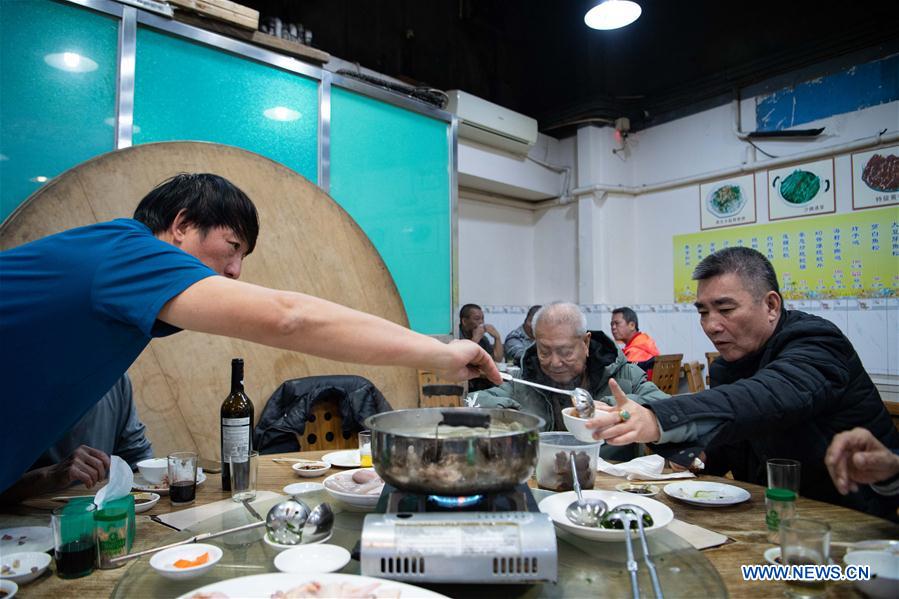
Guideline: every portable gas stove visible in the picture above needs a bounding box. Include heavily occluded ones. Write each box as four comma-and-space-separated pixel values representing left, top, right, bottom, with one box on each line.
359, 484, 557, 584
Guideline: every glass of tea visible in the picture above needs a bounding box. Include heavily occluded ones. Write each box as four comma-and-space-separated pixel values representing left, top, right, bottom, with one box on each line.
358, 430, 373, 468
229, 447, 258, 502
780, 517, 831, 597
51, 500, 96, 579
168, 452, 199, 506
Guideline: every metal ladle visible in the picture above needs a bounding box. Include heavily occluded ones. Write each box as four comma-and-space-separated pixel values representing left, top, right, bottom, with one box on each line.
565, 452, 607, 527
499, 373, 595, 416
301, 502, 334, 544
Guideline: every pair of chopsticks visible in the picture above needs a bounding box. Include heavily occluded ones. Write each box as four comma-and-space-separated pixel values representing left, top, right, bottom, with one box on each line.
271, 457, 326, 465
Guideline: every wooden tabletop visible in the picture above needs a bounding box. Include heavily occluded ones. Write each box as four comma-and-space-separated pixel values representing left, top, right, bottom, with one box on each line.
3, 450, 896, 598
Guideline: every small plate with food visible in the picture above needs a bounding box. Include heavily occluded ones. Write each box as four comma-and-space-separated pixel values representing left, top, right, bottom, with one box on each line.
321, 450, 361, 469
292, 461, 330, 478
322, 469, 383, 510
616, 482, 660, 497
1, 552, 51, 584
663, 481, 751, 507
0, 528, 52, 555
149, 543, 222, 580
177, 572, 451, 599
133, 492, 160, 513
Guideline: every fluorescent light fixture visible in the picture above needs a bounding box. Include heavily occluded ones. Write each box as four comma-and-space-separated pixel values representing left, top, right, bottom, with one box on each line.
585, 0, 642, 30
30, 176, 49, 183
264, 106, 301, 122
44, 51, 98, 73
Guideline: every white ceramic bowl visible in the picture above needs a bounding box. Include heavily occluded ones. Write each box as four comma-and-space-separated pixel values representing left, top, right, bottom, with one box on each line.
843, 550, 899, 599
136, 458, 168, 484
0, 579, 17, 598
561, 407, 603, 444
273, 544, 351, 574
291, 462, 330, 478
538, 489, 674, 543
133, 492, 160, 514
0, 551, 51, 584
322, 469, 383, 511
149, 543, 222, 580
283, 482, 325, 496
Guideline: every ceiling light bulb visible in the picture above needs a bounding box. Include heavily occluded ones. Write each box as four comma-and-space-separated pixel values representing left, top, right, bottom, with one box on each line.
584, 0, 642, 31
264, 106, 301, 122
62, 52, 81, 68
44, 52, 98, 73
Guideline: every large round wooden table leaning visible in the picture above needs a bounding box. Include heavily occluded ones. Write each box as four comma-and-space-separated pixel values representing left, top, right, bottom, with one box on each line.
2, 450, 896, 598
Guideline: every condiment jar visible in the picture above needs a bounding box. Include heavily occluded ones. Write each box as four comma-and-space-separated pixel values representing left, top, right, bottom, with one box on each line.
765, 487, 796, 543
94, 495, 135, 569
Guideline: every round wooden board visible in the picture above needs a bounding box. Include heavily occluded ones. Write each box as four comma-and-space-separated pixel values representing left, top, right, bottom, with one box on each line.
0, 142, 420, 459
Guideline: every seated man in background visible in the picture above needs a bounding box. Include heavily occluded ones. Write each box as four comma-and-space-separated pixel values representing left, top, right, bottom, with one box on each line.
0, 374, 152, 503
504, 304, 541, 365
826, 427, 899, 498
589, 247, 899, 519
458, 303, 504, 391
610, 306, 659, 375
470, 301, 668, 461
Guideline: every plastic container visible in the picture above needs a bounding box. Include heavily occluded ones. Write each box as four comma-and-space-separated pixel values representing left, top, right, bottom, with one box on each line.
765, 487, 796, 543
536, 432, 601, 491
95, 495, 135, 569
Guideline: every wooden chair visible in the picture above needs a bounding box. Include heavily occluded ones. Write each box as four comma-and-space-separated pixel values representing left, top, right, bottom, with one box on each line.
418, 370, 467, 408
705, 351, 720, 386
683, 361, 706, 393
650, 354, 684, 395
298, 396, 356, 451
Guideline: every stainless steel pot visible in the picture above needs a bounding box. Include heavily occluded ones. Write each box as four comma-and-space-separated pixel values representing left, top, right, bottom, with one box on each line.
364, 408, 544, 495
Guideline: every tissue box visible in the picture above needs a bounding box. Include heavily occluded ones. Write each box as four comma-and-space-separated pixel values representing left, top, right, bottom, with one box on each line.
95, 496, 135, 569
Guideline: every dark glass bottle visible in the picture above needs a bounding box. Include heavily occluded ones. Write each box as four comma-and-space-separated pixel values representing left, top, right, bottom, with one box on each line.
221, 358, 254, 491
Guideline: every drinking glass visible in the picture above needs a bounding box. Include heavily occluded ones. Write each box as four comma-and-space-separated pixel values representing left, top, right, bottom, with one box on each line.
780, 518, 831, 597
168, 452, 198, 506
358, 430, 373, 467
51, 500, 96, 579
767, 458, 801, 494
230, 448, 258, 502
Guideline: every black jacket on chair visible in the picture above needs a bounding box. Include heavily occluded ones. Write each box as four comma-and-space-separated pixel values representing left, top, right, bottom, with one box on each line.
254, 375, 392, 454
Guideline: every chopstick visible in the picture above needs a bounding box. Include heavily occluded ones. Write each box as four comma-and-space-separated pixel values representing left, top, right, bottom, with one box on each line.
271, 458, 325, 464
109, 521, 265, 564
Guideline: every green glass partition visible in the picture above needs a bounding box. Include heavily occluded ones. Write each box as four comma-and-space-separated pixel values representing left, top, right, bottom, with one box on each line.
0, 0, 118, 223
133, 27, 318, 182
330, 87, 451, 334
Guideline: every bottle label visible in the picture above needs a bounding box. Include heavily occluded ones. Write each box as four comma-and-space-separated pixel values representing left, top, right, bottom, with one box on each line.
222, 420, 251, 458
223, 417, 250, 427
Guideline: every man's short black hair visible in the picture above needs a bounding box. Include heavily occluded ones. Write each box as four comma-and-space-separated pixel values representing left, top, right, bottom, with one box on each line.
133, 173, 259, 254
692, 246, 781, 300
525, 304, 542, 321
460, 303, 482, 319
612, 307, 639, 331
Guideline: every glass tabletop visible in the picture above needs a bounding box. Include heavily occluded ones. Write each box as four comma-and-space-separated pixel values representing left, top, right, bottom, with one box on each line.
113, 489, 727, 598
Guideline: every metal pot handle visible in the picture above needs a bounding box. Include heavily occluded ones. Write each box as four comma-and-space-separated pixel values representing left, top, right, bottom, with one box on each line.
438, 410, 491, 429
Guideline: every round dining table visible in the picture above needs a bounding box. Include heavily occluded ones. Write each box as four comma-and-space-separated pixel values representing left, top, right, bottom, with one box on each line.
2, 449, 896, 598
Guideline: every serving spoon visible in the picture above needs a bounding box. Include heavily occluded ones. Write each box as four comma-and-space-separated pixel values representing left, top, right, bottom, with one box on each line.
499, 373, 596, 417
565, 453, 607, 528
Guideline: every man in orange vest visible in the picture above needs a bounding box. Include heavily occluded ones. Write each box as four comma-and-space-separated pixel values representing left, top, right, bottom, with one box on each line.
610, 307, 660, 375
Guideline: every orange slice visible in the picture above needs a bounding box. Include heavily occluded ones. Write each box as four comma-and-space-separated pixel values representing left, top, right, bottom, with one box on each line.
173, 552, 209, 568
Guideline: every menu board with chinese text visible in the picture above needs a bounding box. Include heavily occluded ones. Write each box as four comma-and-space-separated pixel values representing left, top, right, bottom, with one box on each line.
673, 207, 898, 302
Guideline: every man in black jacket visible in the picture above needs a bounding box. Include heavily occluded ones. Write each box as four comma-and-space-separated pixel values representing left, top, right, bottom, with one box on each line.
588, 247, 899, 519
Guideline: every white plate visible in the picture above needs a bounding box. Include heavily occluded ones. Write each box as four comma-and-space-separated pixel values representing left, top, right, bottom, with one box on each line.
149, 543, 222, 581
663, 481, 751, 506
177, 572, 451, 599
321, 450, 361, 468
0, 579, 17, 598
263, 531, 332, 552
283, 482, 325, 496
322, 469, 383, 511
0, 527, 52, 555
616, 482, 660, 497
274, 544, 351, 574
0, 551, 51, 584
132, 470, 206, 494
538, 490, 674, 543
133, 492, 160, 513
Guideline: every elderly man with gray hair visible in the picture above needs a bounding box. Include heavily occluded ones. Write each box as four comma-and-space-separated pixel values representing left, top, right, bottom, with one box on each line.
469, 301, 668, 461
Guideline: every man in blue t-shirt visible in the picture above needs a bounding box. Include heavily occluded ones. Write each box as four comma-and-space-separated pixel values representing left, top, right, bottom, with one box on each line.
0, 173, 501, 493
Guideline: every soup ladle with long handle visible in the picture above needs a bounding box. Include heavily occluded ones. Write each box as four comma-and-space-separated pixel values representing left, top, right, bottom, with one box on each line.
499, 373, 596, 417
564, 453, 607, 528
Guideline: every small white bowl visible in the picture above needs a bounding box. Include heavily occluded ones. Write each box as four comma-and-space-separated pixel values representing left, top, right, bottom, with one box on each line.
291, 461, 330, 478
263, 531, 332, 552
0, 579, 17, 598
0, 552, 51, 584
136, 458, 168, 484
273, 544, 351, 574
843, 550, 899, 599
133, 492, 160, 514
283, 482, 325, 496
562, 406, 603, 443
149, 543, 222, 580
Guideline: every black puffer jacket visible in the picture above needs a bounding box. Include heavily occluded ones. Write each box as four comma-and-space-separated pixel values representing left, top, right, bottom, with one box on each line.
254, 375, 392, 454
649, 309, 899, 520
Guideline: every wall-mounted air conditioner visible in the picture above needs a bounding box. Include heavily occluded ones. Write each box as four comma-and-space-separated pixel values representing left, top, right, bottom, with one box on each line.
447, 90, 538, 156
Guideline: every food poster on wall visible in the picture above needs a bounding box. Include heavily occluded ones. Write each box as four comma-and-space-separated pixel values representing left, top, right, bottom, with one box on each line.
699, 173, 756, 230
767, 158, 835, 221
673, 207, 898, 302
852, 144, 899, 209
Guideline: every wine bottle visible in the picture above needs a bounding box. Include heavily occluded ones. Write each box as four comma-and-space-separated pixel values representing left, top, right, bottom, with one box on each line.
221, 358, 254, 491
